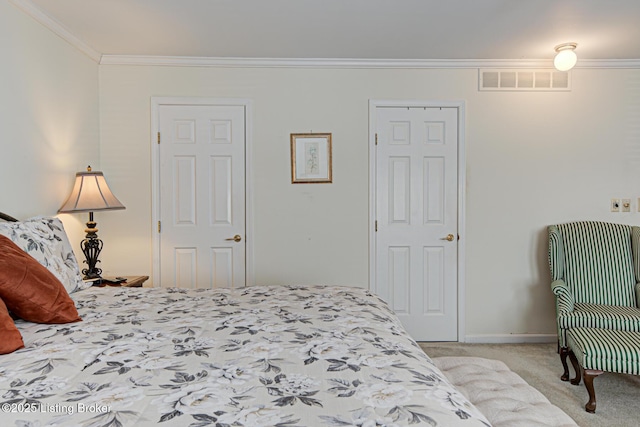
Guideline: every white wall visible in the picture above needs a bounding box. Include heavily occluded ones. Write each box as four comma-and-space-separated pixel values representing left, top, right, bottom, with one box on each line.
466, 69, 640, 338
98, 64, 640, 339
3, 2, 639, 342
3, 2, 639, 339
0, 1, 100, 249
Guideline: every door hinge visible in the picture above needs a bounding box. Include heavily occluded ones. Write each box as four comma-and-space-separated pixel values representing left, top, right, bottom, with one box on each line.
157, 221, 161, 233
375, 220, 378, 232
375, 133, 378, 145
157, 132, 161, 144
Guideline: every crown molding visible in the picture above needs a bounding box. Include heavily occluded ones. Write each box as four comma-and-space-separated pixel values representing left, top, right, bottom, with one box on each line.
100, 55, 640, 69
575, 59, 640, 69
10, 0, 101, 63
99, 56, 553, 69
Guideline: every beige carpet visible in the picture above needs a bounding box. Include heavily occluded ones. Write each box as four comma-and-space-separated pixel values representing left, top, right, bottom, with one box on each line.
419, 342, 640, 427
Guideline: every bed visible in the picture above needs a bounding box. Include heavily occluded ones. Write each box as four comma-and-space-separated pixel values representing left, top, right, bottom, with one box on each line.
0, 215, 490, 427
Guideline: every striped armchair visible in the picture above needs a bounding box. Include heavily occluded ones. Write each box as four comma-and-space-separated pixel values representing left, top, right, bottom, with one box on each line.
548, 221, 640, 380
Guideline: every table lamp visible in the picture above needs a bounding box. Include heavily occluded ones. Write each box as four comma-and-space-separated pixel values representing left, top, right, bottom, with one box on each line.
58, 166, 125, 279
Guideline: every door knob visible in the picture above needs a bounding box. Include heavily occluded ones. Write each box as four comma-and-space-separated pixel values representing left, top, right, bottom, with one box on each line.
441, 234, 455, 242
225, 234, 242, 242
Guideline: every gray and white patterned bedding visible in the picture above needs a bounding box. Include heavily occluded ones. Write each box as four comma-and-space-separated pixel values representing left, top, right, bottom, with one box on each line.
1, 285, 490, 426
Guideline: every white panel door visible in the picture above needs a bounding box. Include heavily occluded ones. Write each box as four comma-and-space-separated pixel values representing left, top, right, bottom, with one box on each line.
158, 104, 245, 289
375, 106, 458, 341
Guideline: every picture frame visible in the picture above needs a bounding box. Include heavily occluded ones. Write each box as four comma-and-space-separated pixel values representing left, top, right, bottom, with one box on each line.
290, 133, 332, 184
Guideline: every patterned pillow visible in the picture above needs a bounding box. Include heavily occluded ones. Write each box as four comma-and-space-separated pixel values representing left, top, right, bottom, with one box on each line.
0, 216, 88, 294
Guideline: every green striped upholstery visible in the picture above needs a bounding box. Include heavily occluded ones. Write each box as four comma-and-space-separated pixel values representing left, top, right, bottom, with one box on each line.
548, 226, 565, 281
557, 303, 640, 345
548, 221, 640, 348
632, 226, 640, 282
554, 222, 635, 306
567, 328, 640, 375
632, 226, 640, 305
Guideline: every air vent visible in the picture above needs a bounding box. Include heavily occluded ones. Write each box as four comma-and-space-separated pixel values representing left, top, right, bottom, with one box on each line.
479, 69, 571, 91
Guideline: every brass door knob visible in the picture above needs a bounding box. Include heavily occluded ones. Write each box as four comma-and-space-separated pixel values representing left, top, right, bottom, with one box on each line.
225, 234, 242, 242
441, 234, 455, 242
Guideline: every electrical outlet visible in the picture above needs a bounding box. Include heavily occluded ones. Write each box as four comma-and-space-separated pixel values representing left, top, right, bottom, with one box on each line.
622, 199, 631, 212
611, 198, 620, 212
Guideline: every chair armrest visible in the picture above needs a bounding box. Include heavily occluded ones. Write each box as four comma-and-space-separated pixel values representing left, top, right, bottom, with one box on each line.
636, 282, 640, 309
551, 279, 575, 314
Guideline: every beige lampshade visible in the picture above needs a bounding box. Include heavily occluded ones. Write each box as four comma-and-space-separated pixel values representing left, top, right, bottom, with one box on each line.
58, 168, 125, 213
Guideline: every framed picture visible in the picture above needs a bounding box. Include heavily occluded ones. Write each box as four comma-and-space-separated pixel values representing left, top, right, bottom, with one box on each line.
290, 133, 332, 184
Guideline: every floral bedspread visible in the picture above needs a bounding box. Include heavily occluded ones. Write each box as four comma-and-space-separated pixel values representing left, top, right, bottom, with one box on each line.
1, 285, 490, 426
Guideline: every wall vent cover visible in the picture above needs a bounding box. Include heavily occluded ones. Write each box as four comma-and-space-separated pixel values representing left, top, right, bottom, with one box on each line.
479, 69, 571, 91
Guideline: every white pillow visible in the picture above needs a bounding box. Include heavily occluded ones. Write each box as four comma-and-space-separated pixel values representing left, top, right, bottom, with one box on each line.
0, 216, 88, 294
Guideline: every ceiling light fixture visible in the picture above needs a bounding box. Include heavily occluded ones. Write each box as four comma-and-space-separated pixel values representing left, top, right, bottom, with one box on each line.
554, 42, 578, 71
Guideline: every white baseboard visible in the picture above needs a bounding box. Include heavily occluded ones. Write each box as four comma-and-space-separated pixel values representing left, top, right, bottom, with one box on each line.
463, 334, 556, 344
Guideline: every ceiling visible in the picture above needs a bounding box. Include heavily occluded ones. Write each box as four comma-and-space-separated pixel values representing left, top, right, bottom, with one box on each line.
20, 0, 640, 63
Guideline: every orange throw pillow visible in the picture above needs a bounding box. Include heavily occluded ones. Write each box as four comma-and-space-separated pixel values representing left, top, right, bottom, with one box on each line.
0, 297, 24, 354
0, 235, 81, 324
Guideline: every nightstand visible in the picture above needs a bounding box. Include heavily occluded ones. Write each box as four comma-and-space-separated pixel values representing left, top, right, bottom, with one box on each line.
100, 276, 149, 287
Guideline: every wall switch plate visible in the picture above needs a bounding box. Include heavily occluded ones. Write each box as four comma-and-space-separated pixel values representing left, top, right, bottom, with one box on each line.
611, 198, 620, 212
622, 199, 631, 212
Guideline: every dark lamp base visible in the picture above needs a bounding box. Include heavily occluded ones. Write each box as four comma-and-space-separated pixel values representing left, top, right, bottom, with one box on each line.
81, 216, 104, 279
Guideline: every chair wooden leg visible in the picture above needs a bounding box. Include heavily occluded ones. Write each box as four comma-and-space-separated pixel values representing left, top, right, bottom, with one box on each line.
583, 369, 604, 413
559, 347, 571, 381
567, 349, 582, 385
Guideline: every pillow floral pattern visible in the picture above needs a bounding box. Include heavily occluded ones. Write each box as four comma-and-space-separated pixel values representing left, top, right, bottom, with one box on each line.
0, 216, 86, 294
0, 285, 490, 427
